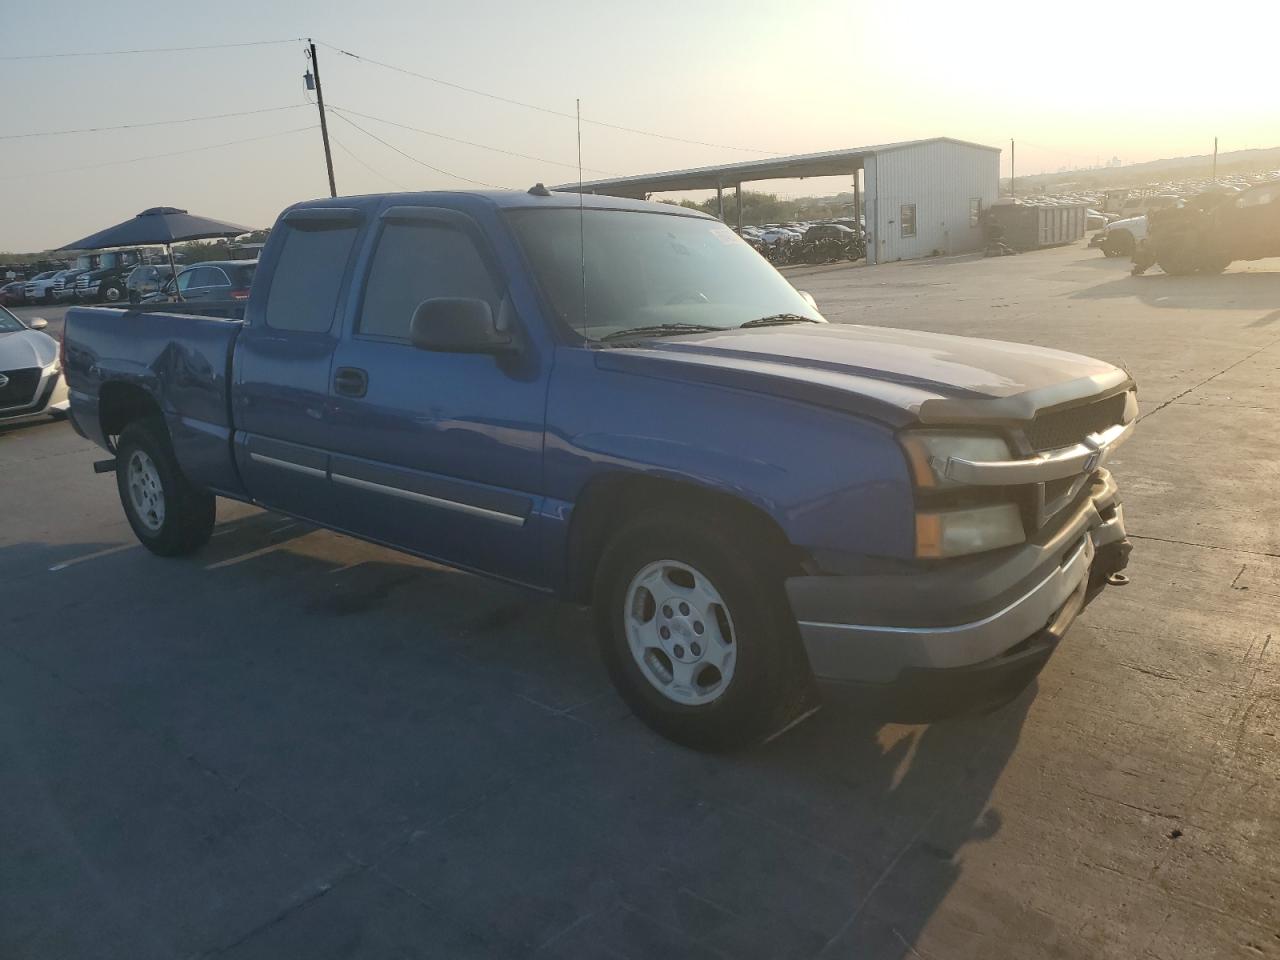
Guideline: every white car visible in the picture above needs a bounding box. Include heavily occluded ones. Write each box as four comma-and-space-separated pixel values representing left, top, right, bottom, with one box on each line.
759, 228, 802, 245
0, 306, 68, 425
23, 270, 70, 305
1093, 215, 1147, 258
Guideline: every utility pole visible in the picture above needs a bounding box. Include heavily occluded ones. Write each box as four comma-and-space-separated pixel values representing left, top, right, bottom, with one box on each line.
1212, 136, 1218, 182
1010, 139, 1016, 197
306, 40, 337, 198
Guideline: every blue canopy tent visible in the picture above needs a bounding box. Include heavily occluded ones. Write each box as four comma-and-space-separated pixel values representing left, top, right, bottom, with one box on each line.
57, 207, 250, 302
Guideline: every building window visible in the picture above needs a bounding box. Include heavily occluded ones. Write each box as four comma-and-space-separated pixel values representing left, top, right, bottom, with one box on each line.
900, 204, 917, 239
969, 198, 982, 228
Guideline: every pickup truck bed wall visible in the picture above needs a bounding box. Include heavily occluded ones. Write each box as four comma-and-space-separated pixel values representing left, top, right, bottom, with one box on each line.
67, 306, 247, 496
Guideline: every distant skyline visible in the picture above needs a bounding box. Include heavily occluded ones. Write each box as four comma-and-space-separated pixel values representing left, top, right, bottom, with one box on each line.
3, 0, 1276, 250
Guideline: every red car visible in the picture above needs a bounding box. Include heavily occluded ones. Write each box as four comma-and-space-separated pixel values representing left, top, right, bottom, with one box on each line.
0, 281, 27, 307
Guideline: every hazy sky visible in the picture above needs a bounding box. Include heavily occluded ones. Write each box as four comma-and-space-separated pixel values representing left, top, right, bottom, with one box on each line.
3, 0, 1275, 250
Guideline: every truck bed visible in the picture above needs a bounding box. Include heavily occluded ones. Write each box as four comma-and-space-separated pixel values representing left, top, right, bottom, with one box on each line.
63, 303, 247, 494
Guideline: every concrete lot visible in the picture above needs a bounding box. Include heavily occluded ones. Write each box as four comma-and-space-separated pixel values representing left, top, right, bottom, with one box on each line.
2, 245, 1278, 959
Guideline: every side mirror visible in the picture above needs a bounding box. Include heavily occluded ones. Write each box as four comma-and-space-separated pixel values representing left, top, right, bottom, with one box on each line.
29, 317, 48, 330
410, 298, 514, 354
797, 290, 818, 311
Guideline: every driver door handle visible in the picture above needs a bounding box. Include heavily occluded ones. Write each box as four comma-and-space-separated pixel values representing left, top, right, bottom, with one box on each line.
333, 366, 368, 398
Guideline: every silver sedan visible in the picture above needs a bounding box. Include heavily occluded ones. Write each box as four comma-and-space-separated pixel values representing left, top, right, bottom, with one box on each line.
0, 305, 68, 425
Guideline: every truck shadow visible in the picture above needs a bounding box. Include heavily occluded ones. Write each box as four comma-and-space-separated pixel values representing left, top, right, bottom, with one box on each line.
1069, 268, 1280, 312
0, 518, 1033, 959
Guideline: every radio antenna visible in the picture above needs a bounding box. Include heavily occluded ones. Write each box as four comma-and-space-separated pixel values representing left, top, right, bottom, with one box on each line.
577, 98, 588, 345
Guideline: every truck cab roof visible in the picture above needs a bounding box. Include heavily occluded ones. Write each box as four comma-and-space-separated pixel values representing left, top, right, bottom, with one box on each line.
280, 189, 718, 219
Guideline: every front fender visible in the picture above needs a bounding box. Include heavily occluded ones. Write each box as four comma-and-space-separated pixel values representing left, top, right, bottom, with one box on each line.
545, 349, 916, 563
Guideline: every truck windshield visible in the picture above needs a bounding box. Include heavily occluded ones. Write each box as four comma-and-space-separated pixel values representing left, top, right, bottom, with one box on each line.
508, 208, 822, 341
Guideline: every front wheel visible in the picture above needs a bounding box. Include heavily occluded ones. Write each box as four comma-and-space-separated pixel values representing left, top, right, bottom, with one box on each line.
1103, 231, 1134, 258
594, 509, 806, 750
102, 285, 123, 303
115, 418, 215, 556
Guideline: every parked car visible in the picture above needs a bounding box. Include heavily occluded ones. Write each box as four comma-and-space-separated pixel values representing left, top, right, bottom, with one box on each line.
64, 190, 1136, 750
143, 260, 257, 303
0, 280, 28, 306
1134, 181, 1280, 275
126, 264, 174, 302
1085, 209, 1113, 231
1091, 214, 1148, 257
0, 304, 68, 425
23, 269, 71, 305
803, 224, 858, 242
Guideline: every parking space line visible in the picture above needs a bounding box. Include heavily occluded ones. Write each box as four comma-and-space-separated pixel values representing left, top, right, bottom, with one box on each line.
204, 542, 290, 570
48, 543, 135, 571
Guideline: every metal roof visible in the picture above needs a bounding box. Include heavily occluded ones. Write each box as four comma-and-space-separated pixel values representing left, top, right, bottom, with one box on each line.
552, 137, 1001, 198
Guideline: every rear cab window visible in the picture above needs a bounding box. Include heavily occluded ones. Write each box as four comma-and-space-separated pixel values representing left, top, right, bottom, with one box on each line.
264, 212, 360, 332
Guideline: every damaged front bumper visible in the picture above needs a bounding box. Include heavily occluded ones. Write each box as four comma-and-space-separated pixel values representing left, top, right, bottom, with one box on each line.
787, 471, 1130, 721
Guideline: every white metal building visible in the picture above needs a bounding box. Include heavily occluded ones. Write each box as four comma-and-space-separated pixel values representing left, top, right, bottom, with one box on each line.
554, 137, 1001, 265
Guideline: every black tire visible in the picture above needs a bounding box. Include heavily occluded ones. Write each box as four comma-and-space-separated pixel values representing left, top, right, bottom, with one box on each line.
102, 285, 123, 303
1157, 253, 1197, 276
1103, 231, 1133, 258
115, 417, 215, 556
593, 508, 807, 751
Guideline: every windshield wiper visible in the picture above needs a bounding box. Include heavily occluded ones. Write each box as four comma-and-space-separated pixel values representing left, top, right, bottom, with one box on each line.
739, 314, 821, 328
599, 322, 722, 342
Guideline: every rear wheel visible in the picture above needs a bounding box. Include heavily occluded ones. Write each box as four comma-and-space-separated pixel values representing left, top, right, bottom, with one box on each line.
594, 509, 806, 750
115, 418, 215, 556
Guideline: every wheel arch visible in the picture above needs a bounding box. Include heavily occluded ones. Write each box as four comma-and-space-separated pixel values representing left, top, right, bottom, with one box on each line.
562, 472, 800, 604
98, 380, 164, 449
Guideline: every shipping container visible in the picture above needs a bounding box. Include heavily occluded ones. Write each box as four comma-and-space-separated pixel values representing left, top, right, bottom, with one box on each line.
988, 200, 1089, 250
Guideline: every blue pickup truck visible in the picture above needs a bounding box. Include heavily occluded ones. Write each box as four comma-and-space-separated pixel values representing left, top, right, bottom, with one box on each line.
64, 189, 1135, 749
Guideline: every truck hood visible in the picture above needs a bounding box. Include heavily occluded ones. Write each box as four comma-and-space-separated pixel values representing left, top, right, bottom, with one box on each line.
596, 323, 1130, 426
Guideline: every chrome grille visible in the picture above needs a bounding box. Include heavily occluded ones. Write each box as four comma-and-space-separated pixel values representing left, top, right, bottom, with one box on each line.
1027, 393, 1127, 452
0, 368, 41, 410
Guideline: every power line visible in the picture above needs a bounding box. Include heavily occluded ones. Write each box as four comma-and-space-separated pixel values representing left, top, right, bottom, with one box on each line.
0, 38, 302, 61
0, 125, 317, 180
328, 104, 611, 174
0, 103, 307, 141
329, 132, 411, 191
316, 41, 780, 155
329, 110, 505, 189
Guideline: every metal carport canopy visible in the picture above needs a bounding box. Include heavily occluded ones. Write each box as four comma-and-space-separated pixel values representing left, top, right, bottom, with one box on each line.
551, 137, 996, 198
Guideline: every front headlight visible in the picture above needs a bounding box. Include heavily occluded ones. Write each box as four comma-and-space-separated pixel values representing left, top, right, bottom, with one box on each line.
900, 431, 1012, 488
916, 503, 1025, 558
